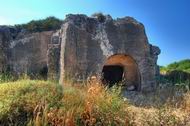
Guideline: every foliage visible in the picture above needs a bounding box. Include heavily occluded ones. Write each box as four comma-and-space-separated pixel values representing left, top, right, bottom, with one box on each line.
92, 12, 106, 23
0, 80, 62, 125
0, 79, 190, 125
15, 16, 63, 32
159, 59, 190, 90
0, 73, 14, 83
160, 59, 190, 73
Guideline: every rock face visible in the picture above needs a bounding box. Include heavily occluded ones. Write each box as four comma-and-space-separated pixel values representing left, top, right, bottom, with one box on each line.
9, 31, 53, 78
0, 26, 53, 78
58, 14, 160, 92
47, 31, 61, 80
0, 26, 10, 73
0, 26, 20, 73
0, 14, 160, 92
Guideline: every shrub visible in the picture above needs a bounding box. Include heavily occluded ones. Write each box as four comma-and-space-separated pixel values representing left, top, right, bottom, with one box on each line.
161, 59, 190, 74
15, 16, 63, 32
160, 59, 190, 90
92, 12, 106, 23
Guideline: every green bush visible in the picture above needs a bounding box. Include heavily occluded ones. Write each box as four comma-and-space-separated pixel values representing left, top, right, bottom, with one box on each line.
15, 16, 63, 32
159, 59, 190, 90
92, 12, 106, 23
166, 59, 190, 73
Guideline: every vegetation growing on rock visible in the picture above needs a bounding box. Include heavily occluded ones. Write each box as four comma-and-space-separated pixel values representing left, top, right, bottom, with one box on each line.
15, 16, 63, 32
91, 12, 106, 22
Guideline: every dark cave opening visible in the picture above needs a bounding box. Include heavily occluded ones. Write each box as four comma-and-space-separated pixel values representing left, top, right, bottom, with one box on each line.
101, 54, 141, 91
102, 65, 124, 87
39, 65, 48, 80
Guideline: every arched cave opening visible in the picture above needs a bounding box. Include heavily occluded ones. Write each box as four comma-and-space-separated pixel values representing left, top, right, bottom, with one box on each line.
102, 54, 141, 91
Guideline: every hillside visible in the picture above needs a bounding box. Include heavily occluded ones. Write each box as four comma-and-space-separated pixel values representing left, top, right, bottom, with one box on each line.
160, 59, 190, 73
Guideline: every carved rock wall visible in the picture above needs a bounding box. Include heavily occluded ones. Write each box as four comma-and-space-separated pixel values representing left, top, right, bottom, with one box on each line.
0, 26, 53, 78
58, 14, 160, 91
0, 14, 160, 92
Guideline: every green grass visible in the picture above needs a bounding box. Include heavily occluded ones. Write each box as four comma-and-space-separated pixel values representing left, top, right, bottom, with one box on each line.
0, 79, 190, 126
0, 80, 63, 125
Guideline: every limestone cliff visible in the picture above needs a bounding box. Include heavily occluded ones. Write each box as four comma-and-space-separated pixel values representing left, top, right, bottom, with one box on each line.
0, 26, 53, 78
0, 14, 160, 92
58, 14, 160, 91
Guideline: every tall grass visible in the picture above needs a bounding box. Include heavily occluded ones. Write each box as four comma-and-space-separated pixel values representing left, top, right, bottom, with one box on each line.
0, 78, 190, 125
29, 78, 127, 126
0, 73, 14, 83
0, 80, 63, 125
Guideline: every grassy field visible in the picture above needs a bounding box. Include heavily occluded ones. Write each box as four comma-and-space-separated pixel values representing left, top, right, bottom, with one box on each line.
0, 79, 190, 126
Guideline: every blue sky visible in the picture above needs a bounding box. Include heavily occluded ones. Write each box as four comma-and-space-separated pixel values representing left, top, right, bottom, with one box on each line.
0, 0, 189, 66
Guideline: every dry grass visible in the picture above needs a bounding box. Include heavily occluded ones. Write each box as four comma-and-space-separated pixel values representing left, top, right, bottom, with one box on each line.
0, 79, 190, 126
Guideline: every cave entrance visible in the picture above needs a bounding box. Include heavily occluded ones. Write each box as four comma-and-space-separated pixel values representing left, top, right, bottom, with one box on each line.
39, 65, 48, 80
102, 65, 124, 87
102, 54, 141, 91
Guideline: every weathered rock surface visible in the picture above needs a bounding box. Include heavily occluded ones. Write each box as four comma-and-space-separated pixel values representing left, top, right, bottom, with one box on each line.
47, 31, 61, 80
58, 14, 160, 91
9, 31, 53, 78
0, 14, 160, 92
0, 26, 53, 78
0, 26, 20, 73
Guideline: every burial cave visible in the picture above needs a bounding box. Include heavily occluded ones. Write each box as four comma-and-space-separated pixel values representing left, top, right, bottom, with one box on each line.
102, 54, 141, 91
0, 14, 161, 92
